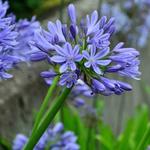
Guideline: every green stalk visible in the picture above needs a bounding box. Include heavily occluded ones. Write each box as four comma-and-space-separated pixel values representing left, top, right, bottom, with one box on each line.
60, 104, 65, 124
23, 87, 72, 150
31, 76, 59, 135
137, 123, 150, 150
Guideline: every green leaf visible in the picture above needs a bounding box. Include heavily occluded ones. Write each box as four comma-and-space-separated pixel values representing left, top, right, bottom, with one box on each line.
117, 119, 134, 150
97, 124, 116, 150
0, 137, 11, 150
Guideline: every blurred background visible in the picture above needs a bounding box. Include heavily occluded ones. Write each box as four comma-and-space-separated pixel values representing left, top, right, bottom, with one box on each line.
0, 0, 150, 149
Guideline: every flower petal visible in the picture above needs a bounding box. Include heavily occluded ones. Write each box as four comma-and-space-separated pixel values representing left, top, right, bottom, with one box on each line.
75, 54, 83, 61
67, 4, 76, 24
95, 47, 110, 59
96, 60, 111, 66
84, 61, 91, 68
83, 51, 90, 59
51, 55, 66, 63
70, 62, 76, 71
92, 64, 102, 74
60, 63, 68, 73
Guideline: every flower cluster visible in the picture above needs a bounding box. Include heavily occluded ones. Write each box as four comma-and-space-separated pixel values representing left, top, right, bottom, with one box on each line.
13, 122, 79, 150
14, 16, 41, 62
0, 0, 19, 80
100, 0, 150, 48
30, 4, 140, 96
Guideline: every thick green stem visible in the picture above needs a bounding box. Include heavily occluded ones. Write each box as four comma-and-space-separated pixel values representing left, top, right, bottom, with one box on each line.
60, 104, 65, 123
23, 87, 72, 150
137, 123, 150, 150
31, 76, 59, 134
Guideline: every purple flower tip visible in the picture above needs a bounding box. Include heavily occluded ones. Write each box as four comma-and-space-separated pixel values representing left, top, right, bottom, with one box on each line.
68, 4, 76, 24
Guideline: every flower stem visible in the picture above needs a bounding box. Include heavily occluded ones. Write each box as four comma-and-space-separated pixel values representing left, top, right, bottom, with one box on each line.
23, 87, 72, 150
31, 76, 59, 135
137, 123, 150, 150
60, 103, 66, 124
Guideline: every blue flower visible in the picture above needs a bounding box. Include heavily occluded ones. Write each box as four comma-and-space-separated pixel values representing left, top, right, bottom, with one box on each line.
59, 72, 78, 88
83, 45, 111, 74
70, 79, 93, 108
118, 58, 141, 80
92, 77, 132, 95
92, 79, 106, 93
109, 42, 141, 80
51, 43, 82, 73
30, 3, 140, 95
40, 69, 57, 85
0, 0, 19, 80
73, 97, 85, 108
0, 0, 11, 28
32, 31, 54, 53
86, 10, 100, 36
101, 0, 150, 49
47, 20, 66, 43
67, 4, 76, 25
13, 134, 28, 150
88, 29, 110, 49
110, 42, 139, 63
100, 77, 132, 95
73, 79, 93, 97
14, 17, 41, 62
13, 123, 79, 150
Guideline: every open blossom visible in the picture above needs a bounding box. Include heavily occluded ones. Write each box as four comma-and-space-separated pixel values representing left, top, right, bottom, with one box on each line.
13, 122, 79, 150
30, 4, 140, 96
59, 71, 78, 88
83, 45, 111, 74
51, 43, 82, 72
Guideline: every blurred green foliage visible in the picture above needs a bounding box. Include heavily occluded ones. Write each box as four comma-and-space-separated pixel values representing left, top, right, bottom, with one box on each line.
0, 99, 150, 149
56, 102, 150, 150
97, 105, 150, 150
8, 0, 42, 18
7, 0, 74, 19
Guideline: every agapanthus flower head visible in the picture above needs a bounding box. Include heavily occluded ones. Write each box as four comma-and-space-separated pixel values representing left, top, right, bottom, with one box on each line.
13, 122, 79, 150
0, 0, 20, 80
30, 4, 140, 96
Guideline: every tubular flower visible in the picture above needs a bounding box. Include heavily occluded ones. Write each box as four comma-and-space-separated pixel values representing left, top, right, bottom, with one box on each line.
13, 122, 79, 150
14, 16, 41, 62
0, 0, 19, 80
30, 4, 140, 96
69, 79, 93, 108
